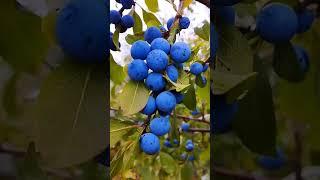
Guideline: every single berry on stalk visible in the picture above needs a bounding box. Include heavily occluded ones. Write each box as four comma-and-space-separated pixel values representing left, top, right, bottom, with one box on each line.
110, 10, 121, 24
179, 17, 190, 29
190, 62, 203, 75
120, 0, 134, 9
166, 65, 179, 82
181, 122, 190, 132
150, 116, 171, 136
144, 26, 162, 43
131, 40, 150, 59
151, 38, 170, 54
156, 91, 177, 113
145, 72, 166, 92
142, 96, 157, 115
170, 42, 191, 63
120, 15, 134, 28
140, 133, 160, 155
127, 59, 149, 81
146, 49, 168, 72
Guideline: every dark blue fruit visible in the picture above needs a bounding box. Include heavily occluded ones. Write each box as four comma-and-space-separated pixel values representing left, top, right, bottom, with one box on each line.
203, 63, 209, 72
56, 0, 108, 63
212, 95, 238, 134
156, 91, 176, 113
166, 65, 179, 82
151, 38, 170, 54
120, 0, 134, 9
256, 3, 298, 43
146, 49, 168, 72
164, 139, 172, 147
127, 59, 149, 81
142, 96, 157, 115
190, 62, 203, 75
181, 122, 190, 132
131, 40, 150, 59
185, 142, 194, 151
145, 72, 166, 92
140, 133, 160, 155
110, 10, 121, 24
296, 9, 315, 33
150, 116, 171, 136
167, 17, 175, 29
216, 6, 235, 25
109, 33, 119, 51
170, 42, 191, 63
171, 91, 184, 104
257, 148, 286, 170
120, 15, 134, 28
144, 26, 162, 43
179, 17, 190, 29
173, 139, 179, 145
293, 45, 309, 73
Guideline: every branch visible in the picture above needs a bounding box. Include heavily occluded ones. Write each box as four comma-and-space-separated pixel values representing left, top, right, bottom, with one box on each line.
187, 128, 210, 133
212, 166, 256, 180
175, 114, 210, 124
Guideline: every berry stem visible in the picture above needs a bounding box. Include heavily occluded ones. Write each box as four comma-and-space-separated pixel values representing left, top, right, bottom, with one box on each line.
187, 128, 210, 133
175, 114, 210, 124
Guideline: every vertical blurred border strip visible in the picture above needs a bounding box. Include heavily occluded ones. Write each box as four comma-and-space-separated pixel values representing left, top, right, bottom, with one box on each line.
106, 0, 111, 174
210, 1, 214, 179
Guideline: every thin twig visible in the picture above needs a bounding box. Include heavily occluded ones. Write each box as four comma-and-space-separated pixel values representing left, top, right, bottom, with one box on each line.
187, 128, 210, 133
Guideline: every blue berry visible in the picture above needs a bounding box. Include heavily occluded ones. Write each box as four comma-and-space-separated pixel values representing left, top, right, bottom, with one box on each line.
110, 10, 121, 24
56, 0, 108, 63
296, 10, 315, 33
188, 155, 195, 161
156, 91, 176, 113
146, 49, 168, 72
166, 65, 179, 82
167, 17, 175, 29
190, 62, 203, 75
257, 148, 286, 170
140, 133, 160, 155
145, 73, 166, 92
109, 33, 119, 51
216, 6, 235, 25
171, 91, 184, 104
142, 96, 157, 115
185, 142, 194, 151
201, 75, 207, 85
293, 45, 309, 73
120, 0, 134, 9
212, 95, 238, 134
160, 26, 167, 32
180, 153, 187, 160
150, 116, 171, 136
151, 38, 170, 54
191, 109, 200, 116
202, 63, 209, 72
173, 139, 179, 145
170, 42, 191, 63
174, 63, 184, 69
256, 3, 298, 43
120, 15, 134, 28
127, 59, 149, 81
131, 40, 150, 59
144, 26, 162, 43
181, 122, 190, 132
179, 17, 190, 29
164, 140, 172, 147
186, 139, 192, 145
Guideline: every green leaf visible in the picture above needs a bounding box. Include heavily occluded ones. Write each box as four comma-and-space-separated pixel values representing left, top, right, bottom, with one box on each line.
145, 0, 159, 12
233, 58, 276, 156
110, 54, 126, 84
159, 152, 176, 175
194, 21, 210, 41
110, 119, 135, 147
133, 11, 143, 34
196, 77, 210, 103
142, 9, 161, 28
118, 81, 149, 115
27, 61, 108, 168
0, 0, 49, 73
216, 25, 253, 75
273, 42, 306, 82
125, 33, 144, 44
3, 73, 20, 116
195, 75, 206, 88
180, 162, 193, 180
183, 84, 196, 110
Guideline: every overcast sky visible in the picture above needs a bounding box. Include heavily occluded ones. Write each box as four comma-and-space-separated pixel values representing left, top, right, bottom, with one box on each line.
110, 0, 210, 66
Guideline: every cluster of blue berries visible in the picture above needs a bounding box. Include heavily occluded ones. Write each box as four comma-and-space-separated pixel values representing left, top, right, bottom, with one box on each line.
125, 16, 202, 155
